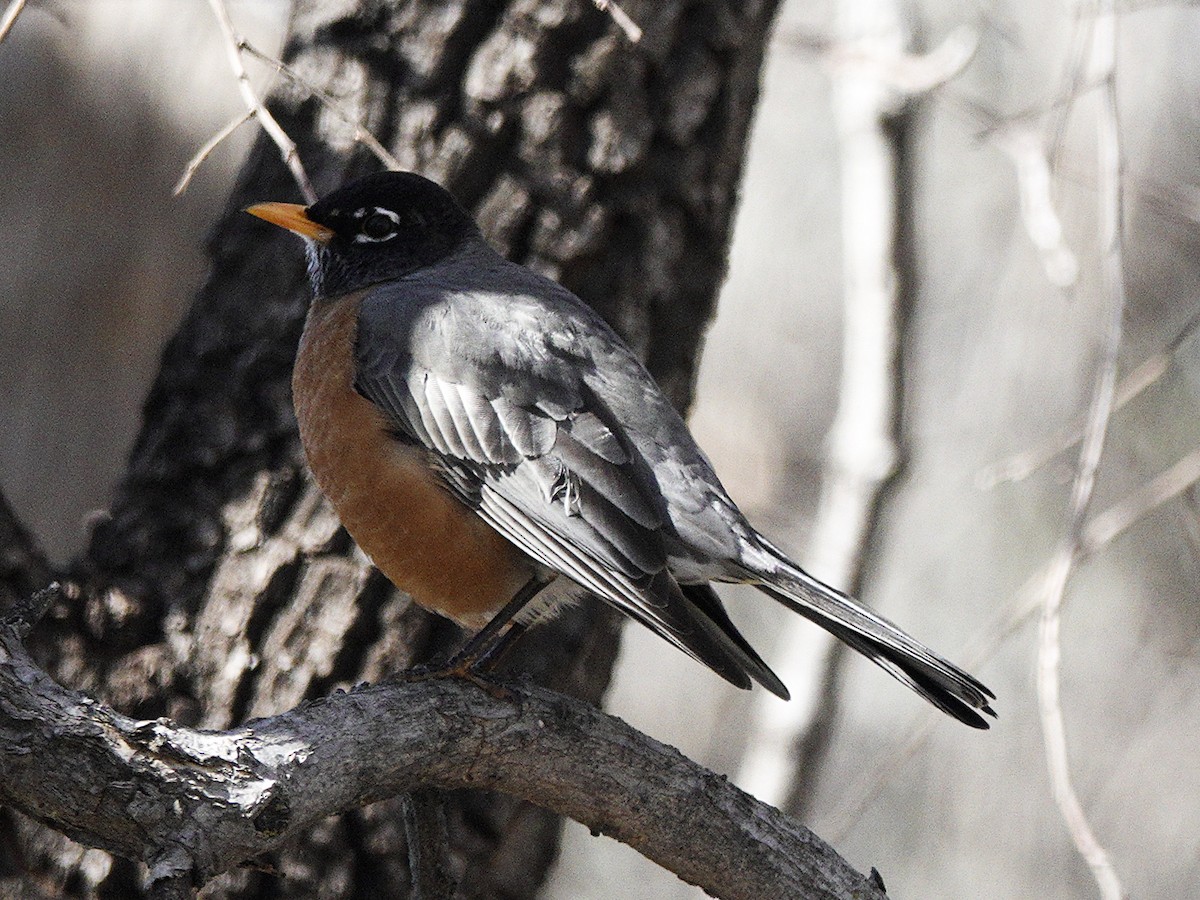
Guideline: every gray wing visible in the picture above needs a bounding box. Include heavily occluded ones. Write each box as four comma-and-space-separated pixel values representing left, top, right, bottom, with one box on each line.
352, 270, 784, 694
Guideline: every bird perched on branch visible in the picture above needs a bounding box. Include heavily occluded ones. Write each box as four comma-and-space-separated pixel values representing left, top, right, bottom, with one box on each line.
247, 171, 995, 728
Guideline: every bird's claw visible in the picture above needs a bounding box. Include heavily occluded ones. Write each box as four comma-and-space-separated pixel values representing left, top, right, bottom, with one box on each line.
402, 657, 515, 701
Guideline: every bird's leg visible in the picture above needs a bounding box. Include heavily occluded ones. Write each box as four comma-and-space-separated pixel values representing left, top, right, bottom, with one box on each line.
445, 575, 549, 673
463, 618, 529, 671
405, 575, 549, 684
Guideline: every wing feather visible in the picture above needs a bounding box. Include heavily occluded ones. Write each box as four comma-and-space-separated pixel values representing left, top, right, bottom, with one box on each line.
474, 488, 645, 610
348, 271, 790, 699
438, 379, 488, 461
456, 385, 511, 463
491, 395, 555, 457
420, 374, 469, 458
360, 358, 665, 586
565, 412, 627, 464
392, 379, 436, 446
553, 429, 658, 528
488, 460, 660, 580
399, 371, 450, 455
475, 486, 757, 689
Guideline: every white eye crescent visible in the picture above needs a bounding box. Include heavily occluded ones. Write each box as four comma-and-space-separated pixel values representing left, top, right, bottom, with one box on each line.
354, 207, 401, 243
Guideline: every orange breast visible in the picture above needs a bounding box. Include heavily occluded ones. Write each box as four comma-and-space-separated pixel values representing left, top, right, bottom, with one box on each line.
292, 293, 534, 630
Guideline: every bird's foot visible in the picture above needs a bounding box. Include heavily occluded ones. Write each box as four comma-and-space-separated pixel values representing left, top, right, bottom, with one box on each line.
402, 656, 515, 701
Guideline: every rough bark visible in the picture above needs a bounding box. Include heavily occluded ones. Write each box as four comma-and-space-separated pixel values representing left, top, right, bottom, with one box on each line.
0, 624, 886, 900
2, 0, 788, 896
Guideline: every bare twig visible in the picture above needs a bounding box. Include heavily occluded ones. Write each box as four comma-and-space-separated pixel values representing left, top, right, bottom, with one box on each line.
238, 42, 403, 172
0, 0, 25, 44
1047, 27, 1092, 168
1084, 449, 1200, 551
780, 24, 977, 91
1038, 6, 1124, 895
735, 0, 910, 808
175, 110, 256, 196
977, 303, 1200, 488
592, 0, 642, 43
206, 0, 316, 203
996, 127, 1079, 288
823, 25, 978, 94
180, 34, 405, 195
1003, 448, 1200, 642
830, 443, 1200, 840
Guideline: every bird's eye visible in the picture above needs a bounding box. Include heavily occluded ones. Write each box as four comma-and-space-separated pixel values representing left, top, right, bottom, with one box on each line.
354, 208, 400, 243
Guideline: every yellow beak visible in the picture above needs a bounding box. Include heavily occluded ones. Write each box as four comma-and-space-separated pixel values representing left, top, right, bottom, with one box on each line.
245, 202, 334, 243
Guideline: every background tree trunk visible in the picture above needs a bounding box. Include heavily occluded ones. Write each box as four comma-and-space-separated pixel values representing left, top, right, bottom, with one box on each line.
0, 0, 782, 896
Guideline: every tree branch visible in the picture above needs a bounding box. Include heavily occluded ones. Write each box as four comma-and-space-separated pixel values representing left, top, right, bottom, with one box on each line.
0, 0, 25, 45
205, 0, 316, 203
1035, 8, 1125, 897
0, 623, 883, 900
737, 5, 976, 815
400, 790, 457, 899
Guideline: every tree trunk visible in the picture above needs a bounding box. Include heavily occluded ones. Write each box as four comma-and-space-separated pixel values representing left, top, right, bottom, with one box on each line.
2, 0, 782, 895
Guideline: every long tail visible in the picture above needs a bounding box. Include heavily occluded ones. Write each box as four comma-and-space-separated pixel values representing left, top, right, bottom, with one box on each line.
742, 539, 996, 729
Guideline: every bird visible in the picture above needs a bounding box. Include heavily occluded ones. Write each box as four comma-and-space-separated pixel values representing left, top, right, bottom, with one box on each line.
246, 171, 995, 728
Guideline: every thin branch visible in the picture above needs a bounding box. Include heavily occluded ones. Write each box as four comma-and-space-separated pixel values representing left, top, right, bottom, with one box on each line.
995, 127, 1079, 288
829, 442, 1200, 842
1036, 5, 1124, 892
1047, 6, 1096, 172
238, 42, 403, 172
0, 624, 885, 900
206, 0, 316, 203
976, 303, 1200, 488
736, 7, 975, 814
993, 448, 1200, 650
174, 110, 256, 196
592, 0, 643, 43
180, 35, 406, 194
823, 25, 977, 93
735, 0, 910, 808
1081, 447, 1200, 553
0, 0, 25, 44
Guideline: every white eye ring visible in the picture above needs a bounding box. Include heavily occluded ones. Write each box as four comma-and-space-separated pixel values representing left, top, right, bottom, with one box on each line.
353, 207, 401, 243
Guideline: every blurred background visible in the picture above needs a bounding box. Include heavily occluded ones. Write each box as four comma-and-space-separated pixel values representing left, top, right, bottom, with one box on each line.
2, 1, 1199, 898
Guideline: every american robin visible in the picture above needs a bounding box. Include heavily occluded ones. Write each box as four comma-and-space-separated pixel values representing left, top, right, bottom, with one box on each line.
247, 171, 995, 727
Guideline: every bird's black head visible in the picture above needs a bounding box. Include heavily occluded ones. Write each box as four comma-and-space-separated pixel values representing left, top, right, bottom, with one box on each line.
247, 171, 480, 299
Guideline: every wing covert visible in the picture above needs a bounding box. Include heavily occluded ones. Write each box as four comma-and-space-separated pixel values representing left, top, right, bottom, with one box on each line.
353, 293, 668, 593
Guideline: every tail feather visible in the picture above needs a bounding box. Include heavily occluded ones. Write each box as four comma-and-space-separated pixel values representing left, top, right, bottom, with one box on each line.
621, 571, 788, 699
679, 583, 790, 700
745, 544, 995, 729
